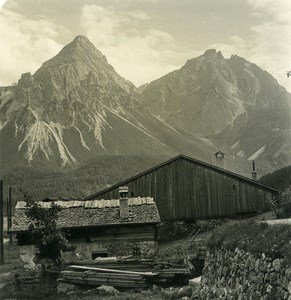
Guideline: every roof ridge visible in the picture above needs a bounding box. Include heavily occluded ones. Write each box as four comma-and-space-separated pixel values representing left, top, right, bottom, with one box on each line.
86, 154, 277, 200
15, 197, 156, 209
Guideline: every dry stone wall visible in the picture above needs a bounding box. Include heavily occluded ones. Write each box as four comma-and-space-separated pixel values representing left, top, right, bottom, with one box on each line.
199, 247, 291, 300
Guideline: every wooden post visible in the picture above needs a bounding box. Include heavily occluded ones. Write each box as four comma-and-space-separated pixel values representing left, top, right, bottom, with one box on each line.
0, 180, 4, 265
8, 187, 12, 244
6, 197, 9, 234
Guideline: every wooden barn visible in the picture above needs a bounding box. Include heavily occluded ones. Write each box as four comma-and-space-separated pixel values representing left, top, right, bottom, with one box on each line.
10, 190, 160, 263
86, 155, 277, 221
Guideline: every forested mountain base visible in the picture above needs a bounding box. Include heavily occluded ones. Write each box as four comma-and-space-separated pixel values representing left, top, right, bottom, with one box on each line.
3, 155, 166, 214
260, 165, 291, 190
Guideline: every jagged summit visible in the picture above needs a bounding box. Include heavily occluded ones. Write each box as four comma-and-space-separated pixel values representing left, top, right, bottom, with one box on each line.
73, 35, 91, 44
1, 39, 290, 174
39, 35, 107, 71
64, 35, 104, 59
32, 35, 135, 95
183, 49, 224, 69
229, 54, 246, 62
0, 35, 211, 171
203, 49, 224, 59
138, 49, 291, 174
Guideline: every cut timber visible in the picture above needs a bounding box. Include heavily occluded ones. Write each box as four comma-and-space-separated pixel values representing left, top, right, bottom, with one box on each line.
60, 261, 192, 289
62, 270, 144, 280
68, 265, 158, 277
59, 278, 148, 288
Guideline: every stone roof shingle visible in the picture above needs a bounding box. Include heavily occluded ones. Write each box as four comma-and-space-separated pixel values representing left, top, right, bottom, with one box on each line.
11, 197, 160, 232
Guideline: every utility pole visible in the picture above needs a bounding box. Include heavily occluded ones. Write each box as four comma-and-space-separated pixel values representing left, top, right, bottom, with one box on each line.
0, 180, 4, 265
6, 198, 9, 242
8, 187, 12, 244
9, 187, 12, 244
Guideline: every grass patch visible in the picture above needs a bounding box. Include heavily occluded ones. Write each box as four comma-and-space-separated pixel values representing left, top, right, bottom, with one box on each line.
206, 220, 291, 262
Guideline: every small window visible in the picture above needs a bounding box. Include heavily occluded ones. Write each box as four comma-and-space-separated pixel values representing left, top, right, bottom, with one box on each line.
91, 252, 109, 260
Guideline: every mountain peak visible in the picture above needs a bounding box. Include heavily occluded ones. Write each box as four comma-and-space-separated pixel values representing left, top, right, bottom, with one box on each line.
60, 35, 105, 60
32, 34, 135, 96
37, 35, 108, 73
203, 49, 224, 59
72, 35, 91, 44
68, 35, 100, 53
229, 54, 247, 63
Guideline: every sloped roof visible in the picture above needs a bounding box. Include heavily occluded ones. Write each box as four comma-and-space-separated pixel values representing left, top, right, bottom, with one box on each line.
11, 197, 160, 233
86, 154, 277, 200
214, 150, 225, 157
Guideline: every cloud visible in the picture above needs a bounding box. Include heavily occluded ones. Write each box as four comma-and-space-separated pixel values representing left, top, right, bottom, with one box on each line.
80, 4, 197, 86
210, 0, 291, 92
209, 36, 250, 58
247, 1, 291, 91
0, 0, 7, 9
0, 5, 66, 86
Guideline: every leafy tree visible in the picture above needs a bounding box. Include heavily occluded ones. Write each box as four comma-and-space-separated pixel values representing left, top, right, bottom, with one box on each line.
24, 193, 69, 265
266, 187, 291, 218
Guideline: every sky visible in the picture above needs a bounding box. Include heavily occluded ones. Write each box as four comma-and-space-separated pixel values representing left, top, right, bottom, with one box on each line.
0, 0, 290, 92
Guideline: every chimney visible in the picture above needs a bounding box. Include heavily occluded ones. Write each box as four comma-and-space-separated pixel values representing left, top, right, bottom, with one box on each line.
119, 186, 129, 219
252, 161, 257, 180
215, 150, 225, 168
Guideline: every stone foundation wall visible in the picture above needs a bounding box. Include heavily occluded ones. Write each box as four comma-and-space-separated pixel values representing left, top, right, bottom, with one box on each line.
199, 248, 291, 300
70, 240, 158, 260
19, 240, 158, 266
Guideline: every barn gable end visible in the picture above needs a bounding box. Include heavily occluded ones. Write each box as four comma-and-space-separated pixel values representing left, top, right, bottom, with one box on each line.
86, 155, 277, 221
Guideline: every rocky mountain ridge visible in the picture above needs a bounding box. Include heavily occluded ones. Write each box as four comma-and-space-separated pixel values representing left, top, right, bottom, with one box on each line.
0, 36, 212, 171
138, 49, 291, 174
1, 36, 290, 176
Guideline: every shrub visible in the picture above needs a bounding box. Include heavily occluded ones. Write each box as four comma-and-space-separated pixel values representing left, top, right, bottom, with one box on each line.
267, 187, 291, 218
206, 220, 291, 262
24, 193, 69, 265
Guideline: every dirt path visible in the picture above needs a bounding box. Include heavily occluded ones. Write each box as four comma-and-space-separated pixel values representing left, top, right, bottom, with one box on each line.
265, 218, 291, 225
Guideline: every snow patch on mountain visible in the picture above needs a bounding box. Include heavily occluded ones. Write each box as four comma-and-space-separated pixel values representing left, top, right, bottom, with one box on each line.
92, 113, 107, 151
154, 115, 181, 135
83, 110, 112, 151
18, 120, 77, 166
103, 105, 155, 139
196, 136, 214, 147
231, 140, 240, 150
48, 123, 77, 166
237, 150, 245, 158
18, 120, 54, 162
102, 105, 171, 151
248, 144, 266, 161
74, 126, 90, 151
243, 67, 255, 78
0, 121, 7, 130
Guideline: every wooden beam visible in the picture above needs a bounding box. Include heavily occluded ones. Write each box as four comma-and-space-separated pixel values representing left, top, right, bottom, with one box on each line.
8, 187, 12, 244
0, 180, 4, 265
69, 265, 158, 277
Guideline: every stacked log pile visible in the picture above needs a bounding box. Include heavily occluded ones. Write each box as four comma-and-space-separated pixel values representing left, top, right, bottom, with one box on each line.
59, 265, 158, 288
59, 258, 191, 288
14, 270, 42, 289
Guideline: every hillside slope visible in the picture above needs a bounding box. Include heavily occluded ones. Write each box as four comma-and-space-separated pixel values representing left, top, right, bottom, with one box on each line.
138, 50, 291, 174
0, 36, 213, 171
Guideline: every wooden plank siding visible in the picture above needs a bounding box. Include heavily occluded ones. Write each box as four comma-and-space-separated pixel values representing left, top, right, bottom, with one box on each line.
68, 224, 157, 242
89, 156, 276, 221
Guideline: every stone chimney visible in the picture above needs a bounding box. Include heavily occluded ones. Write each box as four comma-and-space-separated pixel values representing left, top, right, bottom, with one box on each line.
119, 186, 129, 219
251, 161, 257, 180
